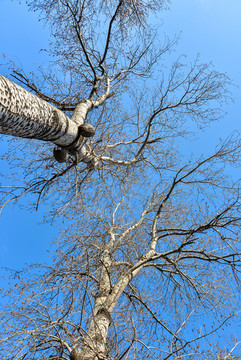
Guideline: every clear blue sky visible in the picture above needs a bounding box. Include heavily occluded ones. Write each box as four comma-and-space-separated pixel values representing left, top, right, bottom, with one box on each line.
0, 0, 240, 283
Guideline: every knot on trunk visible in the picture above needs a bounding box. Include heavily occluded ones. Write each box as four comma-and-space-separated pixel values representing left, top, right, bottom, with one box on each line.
53, 123, 96, 164
96, 307, 111, 322
78, 123, 95, 137
53, 147, 69, 163
70, 348, 83, 360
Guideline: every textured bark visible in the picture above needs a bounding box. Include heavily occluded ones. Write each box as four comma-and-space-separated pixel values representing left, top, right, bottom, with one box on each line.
71, 253, 155, 359
70, 308, 111, 360
0, 75, 79, 147
70, 251, 113, 360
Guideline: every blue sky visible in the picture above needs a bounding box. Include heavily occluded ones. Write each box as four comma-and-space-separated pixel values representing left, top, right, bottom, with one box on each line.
0, 0, 240, 290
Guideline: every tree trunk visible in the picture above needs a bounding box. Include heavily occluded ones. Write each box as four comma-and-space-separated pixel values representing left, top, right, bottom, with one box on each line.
70, 251, 112, 360
0, 75, 79, 147
70, 306, 111, 360
70, 252, 156, 359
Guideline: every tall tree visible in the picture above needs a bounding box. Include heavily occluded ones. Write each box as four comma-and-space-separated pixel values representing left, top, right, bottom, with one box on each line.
0, 1, 241, 359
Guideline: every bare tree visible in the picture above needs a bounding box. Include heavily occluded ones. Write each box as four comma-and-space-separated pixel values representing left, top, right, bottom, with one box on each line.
0, 1, 241, 359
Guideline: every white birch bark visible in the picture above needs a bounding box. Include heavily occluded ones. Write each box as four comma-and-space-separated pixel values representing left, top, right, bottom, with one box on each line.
0, 75, 107, 166
70, 251, 112, 360
70, 250, 153, 360
0, 75, 80, 147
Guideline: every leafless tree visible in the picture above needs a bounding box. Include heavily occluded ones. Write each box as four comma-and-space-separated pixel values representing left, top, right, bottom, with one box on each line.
0, 1, 241, 359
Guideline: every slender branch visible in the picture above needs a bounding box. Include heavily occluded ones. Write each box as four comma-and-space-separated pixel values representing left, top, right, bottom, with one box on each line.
99, 0, 124, 68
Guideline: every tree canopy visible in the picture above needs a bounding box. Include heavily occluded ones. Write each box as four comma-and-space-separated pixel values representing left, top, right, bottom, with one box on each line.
0, 1, 241, 359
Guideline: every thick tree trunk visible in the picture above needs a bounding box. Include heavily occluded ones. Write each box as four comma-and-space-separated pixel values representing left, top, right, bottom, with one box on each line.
0, 75, 98, 165
0, 75, 79, 147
